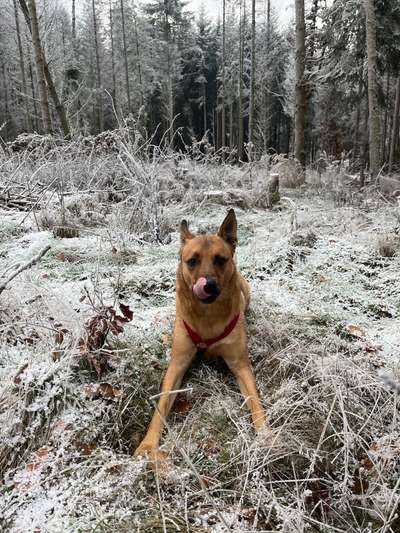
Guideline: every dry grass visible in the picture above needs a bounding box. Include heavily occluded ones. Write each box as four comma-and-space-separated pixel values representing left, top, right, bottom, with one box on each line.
0, 136, 399, 532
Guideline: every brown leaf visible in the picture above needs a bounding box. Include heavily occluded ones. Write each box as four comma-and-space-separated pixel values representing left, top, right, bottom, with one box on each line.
55, 331, 64, 345
77, 442, 96, 456
173, 393, 192, 414
119, 303, 133, 321
239, 507, 257, 522
161, 334, 172, 347
27, 447, 50, 472
345, 324, 366, 339
14, 363, 28, 385
83, 382, 123, 401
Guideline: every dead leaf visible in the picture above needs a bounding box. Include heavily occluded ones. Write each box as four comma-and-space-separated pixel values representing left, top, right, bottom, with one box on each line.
173, 393, 192, 414
345, 324, 366, 339
119, 303, 133, 321
161, 334, 172, 347
83, 382, 123, 401
27, 447, 50, 472
14, 363, 28, 385
240, 507, 257, 522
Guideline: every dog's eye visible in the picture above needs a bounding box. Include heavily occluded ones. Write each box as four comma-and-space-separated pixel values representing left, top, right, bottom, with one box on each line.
186, 257, 198, 268
214, 255, 228, 267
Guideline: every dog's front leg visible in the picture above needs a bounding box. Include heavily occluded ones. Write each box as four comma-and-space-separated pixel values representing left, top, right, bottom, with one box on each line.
134, 344, 195, 462
221, 350, 267, 432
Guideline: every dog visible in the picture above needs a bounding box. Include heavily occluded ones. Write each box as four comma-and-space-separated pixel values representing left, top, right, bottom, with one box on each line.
134, 209, 267, 466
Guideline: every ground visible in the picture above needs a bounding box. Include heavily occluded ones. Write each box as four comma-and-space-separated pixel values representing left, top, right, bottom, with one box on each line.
0, 148, 399, 532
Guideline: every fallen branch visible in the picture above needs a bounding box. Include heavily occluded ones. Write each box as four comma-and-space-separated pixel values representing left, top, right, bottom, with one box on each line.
0, 245, 51, 295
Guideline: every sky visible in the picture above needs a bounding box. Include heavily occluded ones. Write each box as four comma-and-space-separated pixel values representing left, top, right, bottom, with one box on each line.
62, 0, 294, 26
187, 0, 294, 25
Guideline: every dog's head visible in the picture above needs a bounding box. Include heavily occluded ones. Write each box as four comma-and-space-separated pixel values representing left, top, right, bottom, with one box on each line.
179, 209, 237, 304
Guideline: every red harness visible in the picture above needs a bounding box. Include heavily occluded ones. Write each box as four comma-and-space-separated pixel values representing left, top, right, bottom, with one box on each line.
182, 313, 240, 350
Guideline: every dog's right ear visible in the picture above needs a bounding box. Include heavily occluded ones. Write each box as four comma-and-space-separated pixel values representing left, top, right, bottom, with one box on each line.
180, 220, 194, 244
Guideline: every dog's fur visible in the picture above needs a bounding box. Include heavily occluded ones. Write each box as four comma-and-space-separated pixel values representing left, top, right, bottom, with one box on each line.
134, 209, 266, 465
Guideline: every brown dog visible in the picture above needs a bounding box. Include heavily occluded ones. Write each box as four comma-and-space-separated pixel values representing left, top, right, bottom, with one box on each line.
134, 209, 266, 465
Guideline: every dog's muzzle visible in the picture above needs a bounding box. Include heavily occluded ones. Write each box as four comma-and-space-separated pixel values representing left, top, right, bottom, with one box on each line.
193, 276, 221, 304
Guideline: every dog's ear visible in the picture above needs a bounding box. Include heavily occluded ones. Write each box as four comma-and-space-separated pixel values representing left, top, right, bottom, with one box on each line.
180, 220, 194, 244
218, 209, 237, 252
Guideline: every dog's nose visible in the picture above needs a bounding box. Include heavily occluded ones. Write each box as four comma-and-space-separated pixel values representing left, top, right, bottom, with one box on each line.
204, 277, 220, 296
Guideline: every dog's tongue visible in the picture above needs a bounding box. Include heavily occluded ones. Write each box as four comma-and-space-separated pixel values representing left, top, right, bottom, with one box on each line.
193, 277, 209, 300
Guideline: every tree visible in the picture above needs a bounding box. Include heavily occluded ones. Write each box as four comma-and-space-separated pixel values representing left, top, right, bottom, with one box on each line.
27, 0, 52, 132
364, 0, 380, 178
294, 0, 306, 170
248, 0, 256, 157
120, 0, 131, 114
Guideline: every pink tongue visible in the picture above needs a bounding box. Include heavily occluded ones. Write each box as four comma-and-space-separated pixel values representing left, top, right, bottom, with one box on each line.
193, 277, 209, 300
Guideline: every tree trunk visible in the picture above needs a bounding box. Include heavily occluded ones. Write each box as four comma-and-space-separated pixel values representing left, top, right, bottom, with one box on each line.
382, 72, 390, 163
221, 0, 226, 149
263, 0, 271, 152
27, 46, 39, 131
352, 68, 363, 164
92, 0, 103, 132
27, 0, 52, 133
364, 0, 380, 178
248, 0, 256, 159
203, 83, 207, 136
133, 10, 144, 108
19, 0, 71, 137
295, 0, 306, 171
14, 0, 31, 131
237, 0, 244, 161
72, 0, 76, 54
109, 0, 117, 111
120, 0, 131, 114
389, 76, 400, 173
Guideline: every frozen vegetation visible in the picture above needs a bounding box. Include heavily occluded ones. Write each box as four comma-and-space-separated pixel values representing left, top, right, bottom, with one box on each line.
0, 138, 399, 532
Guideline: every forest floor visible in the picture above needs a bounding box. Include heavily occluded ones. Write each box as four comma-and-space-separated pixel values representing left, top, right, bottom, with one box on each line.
0, 148, 400, 532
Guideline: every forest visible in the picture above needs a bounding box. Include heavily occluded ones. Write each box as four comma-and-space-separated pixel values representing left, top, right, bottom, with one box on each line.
0, 0, 399, 173
0, 1, 400, 533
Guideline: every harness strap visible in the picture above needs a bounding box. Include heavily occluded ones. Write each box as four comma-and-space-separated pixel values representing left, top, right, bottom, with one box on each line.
183, 313, 240, 349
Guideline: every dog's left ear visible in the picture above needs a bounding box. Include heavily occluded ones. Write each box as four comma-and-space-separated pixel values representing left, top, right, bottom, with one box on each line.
180, 220, 195, 244
218, 209, 237, 252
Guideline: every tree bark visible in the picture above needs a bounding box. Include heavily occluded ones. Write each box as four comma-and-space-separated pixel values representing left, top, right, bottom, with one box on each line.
295, 0, 306, 171
13, 0, 31, 131
92, 0, 104, 132
237, 0, 244, 161
19, 0, 71, 137
248, 0, 256, 158
120, 0, 131, 114
221, 0, 226, 149
382, 72, 390, 163
109, 0, 117, 111
389, 76, 400, 173
364, 0, 380, 178
27, 0, 52, 133
72, 0, 76, 54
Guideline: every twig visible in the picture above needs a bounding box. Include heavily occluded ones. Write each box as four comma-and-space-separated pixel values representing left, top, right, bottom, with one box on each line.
0, 245, 51, 295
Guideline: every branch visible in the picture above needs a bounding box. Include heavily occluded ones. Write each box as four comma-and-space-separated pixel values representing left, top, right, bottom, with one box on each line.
0, 245, 51, 295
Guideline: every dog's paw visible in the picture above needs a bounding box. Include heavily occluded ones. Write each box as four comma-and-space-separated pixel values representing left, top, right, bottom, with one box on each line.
134, 443, 174, 478
253, 423, 280, 450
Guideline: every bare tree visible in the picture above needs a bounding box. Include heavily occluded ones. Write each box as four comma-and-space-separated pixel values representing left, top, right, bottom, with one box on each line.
248, 0, 256, 158
364, 0, 380, 178
27, 0, 52, 133
120, 0, 131, 114
389, 76, 400, 173
109, 0, 117, 111
19, 0, 71, 137
221, 0, 226, 149
92, 0, 104, 132
295, 0, 306, 170
13, 0, 31, 130
237, 0, 245, 161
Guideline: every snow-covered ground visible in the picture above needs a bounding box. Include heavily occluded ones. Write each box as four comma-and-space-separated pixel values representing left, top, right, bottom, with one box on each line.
1, 160, 399, 532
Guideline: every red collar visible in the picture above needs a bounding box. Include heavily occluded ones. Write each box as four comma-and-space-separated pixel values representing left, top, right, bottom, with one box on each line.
183, 313, 240, 350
